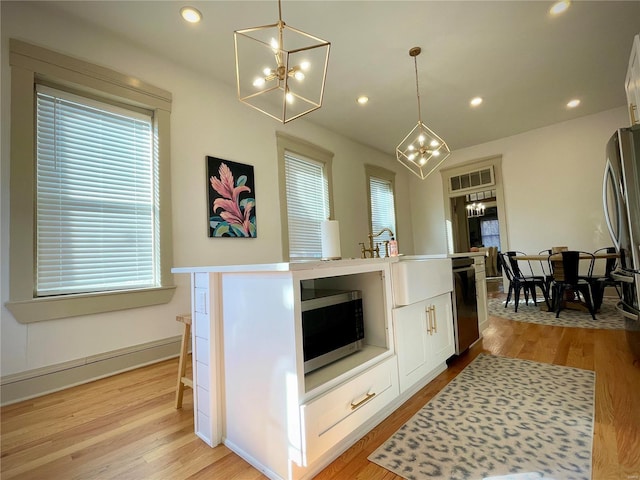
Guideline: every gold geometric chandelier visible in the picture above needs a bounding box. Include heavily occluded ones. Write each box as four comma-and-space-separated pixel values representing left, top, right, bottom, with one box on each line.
396, 47, 450, 180
234, 0, 331, 123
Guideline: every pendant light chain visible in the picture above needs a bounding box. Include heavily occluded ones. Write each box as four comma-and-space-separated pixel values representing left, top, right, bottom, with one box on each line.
413, 52, 423, 126
276, 0, 284, 79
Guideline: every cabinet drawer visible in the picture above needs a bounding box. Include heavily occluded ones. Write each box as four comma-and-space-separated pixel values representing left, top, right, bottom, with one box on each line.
300, 356, 399, 466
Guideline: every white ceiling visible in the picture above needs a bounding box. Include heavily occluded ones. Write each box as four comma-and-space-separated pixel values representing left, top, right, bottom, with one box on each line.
35, 1, 640, 154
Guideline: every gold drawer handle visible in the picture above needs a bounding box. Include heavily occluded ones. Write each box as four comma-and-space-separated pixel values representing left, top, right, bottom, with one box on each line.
631, 103, 638, 125
350, 391, 376, 410
425, 306, 433, 334
431, 305, 437, 333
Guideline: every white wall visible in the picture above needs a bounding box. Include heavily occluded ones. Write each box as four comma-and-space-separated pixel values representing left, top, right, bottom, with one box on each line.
0, 2, 414, 377
410, 106, 629, 256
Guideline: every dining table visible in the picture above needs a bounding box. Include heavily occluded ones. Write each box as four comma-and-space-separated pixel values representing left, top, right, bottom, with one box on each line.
510, 251, 620, 313
513, 252, 619, 261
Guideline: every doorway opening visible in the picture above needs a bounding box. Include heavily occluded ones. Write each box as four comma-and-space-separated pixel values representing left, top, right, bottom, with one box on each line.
450, 192, 501, 278
440, 156, 509, 284
469, 206, 500, 249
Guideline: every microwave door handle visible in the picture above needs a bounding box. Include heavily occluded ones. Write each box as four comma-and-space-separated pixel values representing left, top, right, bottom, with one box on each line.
603, 159, 621, 251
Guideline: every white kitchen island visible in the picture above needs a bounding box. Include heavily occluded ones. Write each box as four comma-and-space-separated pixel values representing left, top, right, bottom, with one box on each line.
172, 256, 455, 480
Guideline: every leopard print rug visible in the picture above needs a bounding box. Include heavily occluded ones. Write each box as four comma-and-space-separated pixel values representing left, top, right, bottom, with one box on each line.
488, 296, 624, 329
368, 354, 595, 480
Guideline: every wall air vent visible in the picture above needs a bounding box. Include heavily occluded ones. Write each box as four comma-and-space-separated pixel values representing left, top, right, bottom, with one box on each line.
448, 166, 494, 194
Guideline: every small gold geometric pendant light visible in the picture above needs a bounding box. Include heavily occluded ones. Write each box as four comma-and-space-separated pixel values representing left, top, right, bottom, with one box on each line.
396, 47, 451, 179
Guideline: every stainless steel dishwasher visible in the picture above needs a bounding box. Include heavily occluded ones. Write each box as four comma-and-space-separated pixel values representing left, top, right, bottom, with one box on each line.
452, 257, 480, 354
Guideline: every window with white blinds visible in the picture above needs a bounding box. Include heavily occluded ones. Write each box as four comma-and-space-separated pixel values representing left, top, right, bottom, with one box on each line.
284, 153, 329, 258
369, 176, 397, 256
35, 85, 157, 296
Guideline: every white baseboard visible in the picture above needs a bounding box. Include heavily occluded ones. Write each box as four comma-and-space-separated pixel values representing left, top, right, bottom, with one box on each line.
479, 319, 489, 334
0, 336, 182, 406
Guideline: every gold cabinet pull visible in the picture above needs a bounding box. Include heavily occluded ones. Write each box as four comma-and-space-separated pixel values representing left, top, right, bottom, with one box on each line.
431, 305, 437, 333
631, 103, 638, 125
350, 391, 376, 410
425, 306, 433, 334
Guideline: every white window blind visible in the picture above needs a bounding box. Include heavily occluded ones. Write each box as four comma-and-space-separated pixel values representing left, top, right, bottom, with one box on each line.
36, 85, 157, 296
481, 218, 501, 250
284, 153, 329, 258
369, 176, 396, 256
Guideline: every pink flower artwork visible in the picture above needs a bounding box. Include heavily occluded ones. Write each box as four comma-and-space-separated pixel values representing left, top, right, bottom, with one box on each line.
207, 157, 257, 237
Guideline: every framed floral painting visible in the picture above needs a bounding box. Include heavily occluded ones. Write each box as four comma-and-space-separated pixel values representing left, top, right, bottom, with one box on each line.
207, 156, 257, 237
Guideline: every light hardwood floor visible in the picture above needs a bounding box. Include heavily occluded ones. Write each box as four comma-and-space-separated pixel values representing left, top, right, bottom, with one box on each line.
2, 293, 640, 480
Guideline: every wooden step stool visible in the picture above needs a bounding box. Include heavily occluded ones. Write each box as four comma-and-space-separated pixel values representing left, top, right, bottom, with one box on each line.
175, 313, 193, 409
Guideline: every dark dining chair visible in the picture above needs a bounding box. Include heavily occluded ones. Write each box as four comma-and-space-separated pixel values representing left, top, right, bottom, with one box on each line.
548, 250, 596, 320
538, 248, 553, 294
589, 247, 622, 310
501, 251, 551, 312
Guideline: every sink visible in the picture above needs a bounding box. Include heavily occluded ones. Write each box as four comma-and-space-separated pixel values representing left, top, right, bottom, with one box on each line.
391, 257, 453, 306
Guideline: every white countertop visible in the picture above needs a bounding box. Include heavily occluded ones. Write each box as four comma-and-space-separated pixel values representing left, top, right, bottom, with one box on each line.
171, 254, 452, 274
171, 257, 386, 274
448, 252, 487, 258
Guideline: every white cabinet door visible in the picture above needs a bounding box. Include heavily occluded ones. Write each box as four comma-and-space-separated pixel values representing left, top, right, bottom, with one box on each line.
394, 300, 430, 393
393, 293, 454, 393
625, 34, 640, 126
429, 293, 455, 366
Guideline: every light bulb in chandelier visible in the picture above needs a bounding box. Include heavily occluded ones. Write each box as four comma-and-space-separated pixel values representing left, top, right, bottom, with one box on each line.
251, 60, 309, 90
253, 66, 279, 87
286, 89, 294, 104
405, 132, 442, 163
290, 64, 307, 81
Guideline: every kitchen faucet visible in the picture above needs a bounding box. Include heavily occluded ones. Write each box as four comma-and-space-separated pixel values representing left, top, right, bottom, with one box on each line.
360, 228, 395, 258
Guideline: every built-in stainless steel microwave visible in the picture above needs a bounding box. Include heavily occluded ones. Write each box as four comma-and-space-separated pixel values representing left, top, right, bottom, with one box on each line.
301, 289, 364, 374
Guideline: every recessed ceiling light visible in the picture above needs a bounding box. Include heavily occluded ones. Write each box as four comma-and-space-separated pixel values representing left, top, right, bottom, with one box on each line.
549, 0, 570, 16
470, 97, 483, 107
567, 99, 580, 108
356, 96, 369, 105
180, 6, 202, 23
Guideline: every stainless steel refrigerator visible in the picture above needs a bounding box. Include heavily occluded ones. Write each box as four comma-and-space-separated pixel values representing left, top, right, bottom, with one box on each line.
603, 124, 640, 362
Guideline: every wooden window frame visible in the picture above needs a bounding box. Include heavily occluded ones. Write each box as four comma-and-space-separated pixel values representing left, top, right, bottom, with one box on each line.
6, 39, 175, 323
